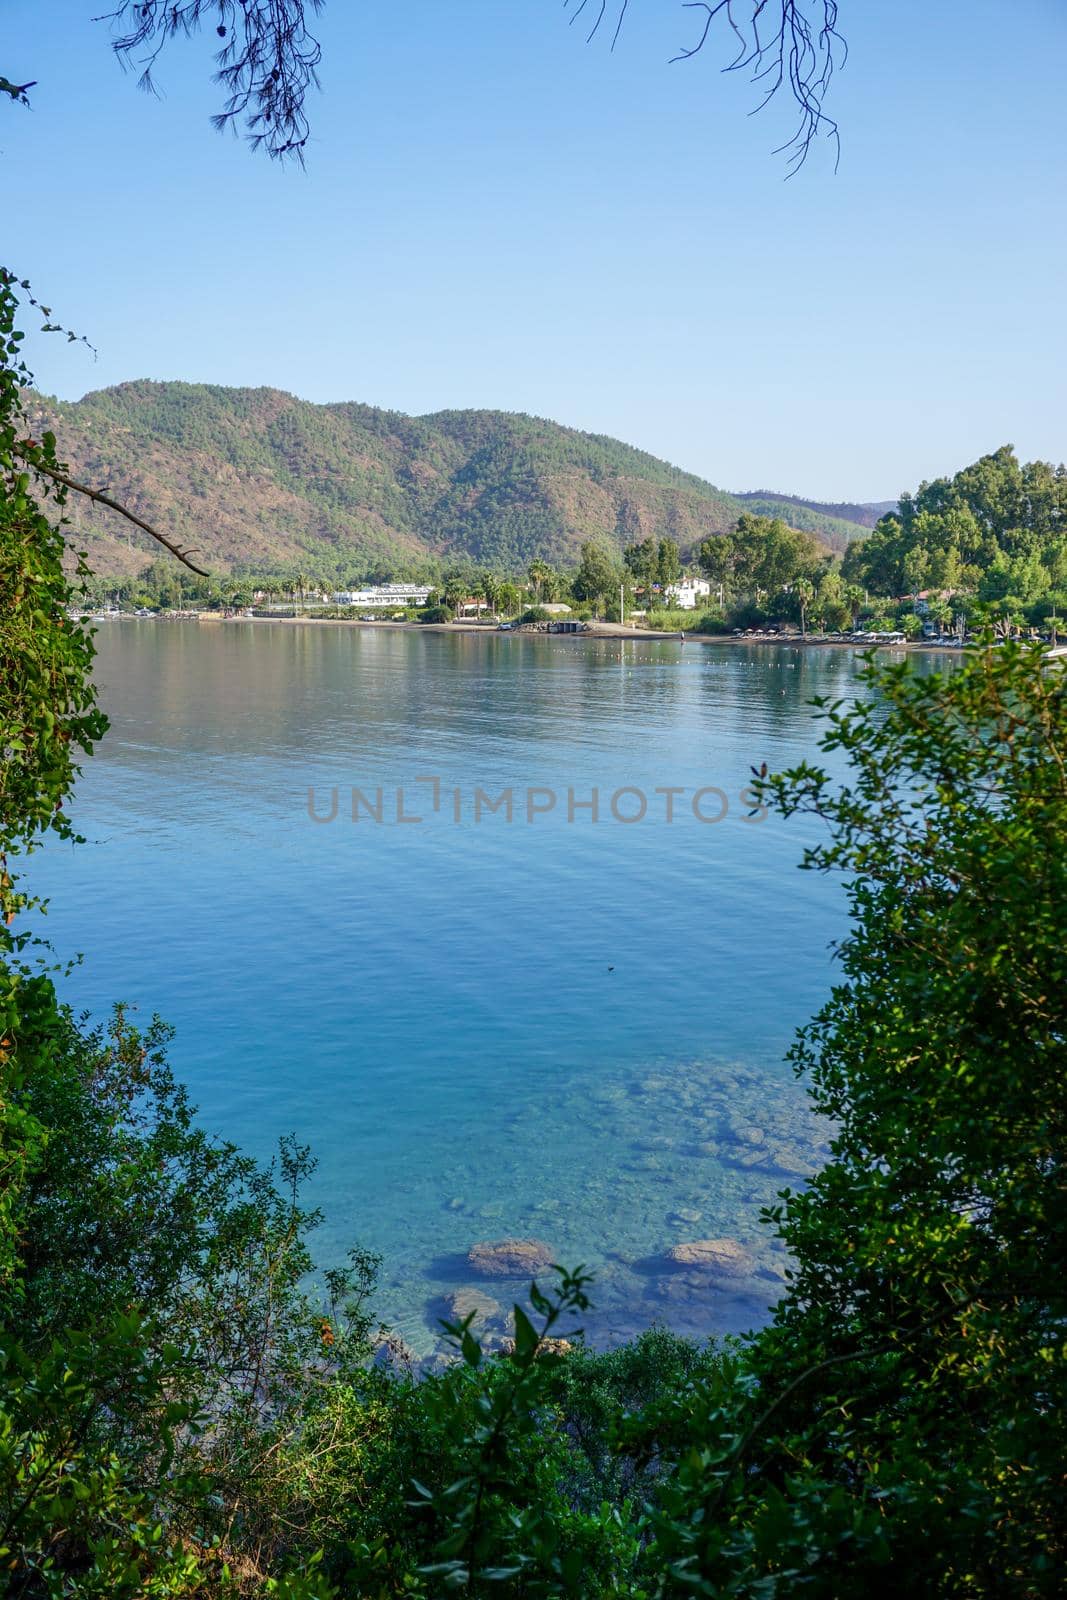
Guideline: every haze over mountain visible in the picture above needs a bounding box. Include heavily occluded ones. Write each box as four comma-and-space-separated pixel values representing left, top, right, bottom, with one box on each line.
27, 382, 878, 577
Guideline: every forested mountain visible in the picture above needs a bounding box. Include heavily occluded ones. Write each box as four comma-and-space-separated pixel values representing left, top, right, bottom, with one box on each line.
24, 382, 870, 576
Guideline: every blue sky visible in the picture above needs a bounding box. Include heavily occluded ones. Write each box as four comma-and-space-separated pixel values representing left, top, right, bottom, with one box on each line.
4, 0, 1066, 500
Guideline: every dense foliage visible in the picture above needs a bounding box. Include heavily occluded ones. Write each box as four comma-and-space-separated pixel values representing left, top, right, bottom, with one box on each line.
843, 445, 1067, 625
0, 274, 106, 931
697, 513, 822, 605
697, 641, 1066, 1593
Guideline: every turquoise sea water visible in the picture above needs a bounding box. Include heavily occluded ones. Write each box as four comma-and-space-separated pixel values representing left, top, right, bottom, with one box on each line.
31, 624, 925, 1355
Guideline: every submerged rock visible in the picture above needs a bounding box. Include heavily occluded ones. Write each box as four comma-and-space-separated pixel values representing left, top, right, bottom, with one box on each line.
631, 1074, 673, 1095
664, 1237, 755, 1276
729, 1123, 766, 1146
767, 1147, 818, 1179
441, 1288, 504, 1326
467, 1238, 555, 1278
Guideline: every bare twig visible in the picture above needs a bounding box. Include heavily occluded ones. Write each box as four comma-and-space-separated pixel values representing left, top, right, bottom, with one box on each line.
570, 1, 845, 171
14, 448, 209, 576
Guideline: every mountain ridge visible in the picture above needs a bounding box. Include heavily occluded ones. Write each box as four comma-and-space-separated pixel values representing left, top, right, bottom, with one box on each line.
26, 381, 879, 577
735, 490, 896, 530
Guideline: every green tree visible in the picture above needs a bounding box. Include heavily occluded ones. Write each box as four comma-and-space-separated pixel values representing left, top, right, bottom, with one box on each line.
901, 543, 929, 598
527, 558, 552, 602
657, 537, 682, 586
842, 580, 865, 627
623, 537, 658, 588
813, 569, 848, 630
1, 977, 385, 1599
794, 575, 815, 636
697, 532, 735, 595
497, 580, 521, 616
734, 514, 820, 601
844, 447, 1067, 606
442, 572, 468, 612
926, 596, 953, 632
572, 540, 621, 617
477, 570, 501, 616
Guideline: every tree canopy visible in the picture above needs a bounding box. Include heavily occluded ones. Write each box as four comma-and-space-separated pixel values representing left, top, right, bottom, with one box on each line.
843, 445, 1067, 624
697, 512, 822, 601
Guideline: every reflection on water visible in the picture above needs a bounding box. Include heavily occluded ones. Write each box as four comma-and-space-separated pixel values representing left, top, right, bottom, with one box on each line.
32, 624, 942, 1355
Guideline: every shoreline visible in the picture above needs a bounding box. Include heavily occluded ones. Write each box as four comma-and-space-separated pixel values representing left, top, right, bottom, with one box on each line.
87, 611, 975, 656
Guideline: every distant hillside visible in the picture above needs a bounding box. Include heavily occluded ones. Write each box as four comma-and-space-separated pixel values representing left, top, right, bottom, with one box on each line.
736, 490, 893, 533
26, 382, 871, 576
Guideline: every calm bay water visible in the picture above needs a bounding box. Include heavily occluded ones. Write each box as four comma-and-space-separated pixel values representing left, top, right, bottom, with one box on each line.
32, 624, 924, 1354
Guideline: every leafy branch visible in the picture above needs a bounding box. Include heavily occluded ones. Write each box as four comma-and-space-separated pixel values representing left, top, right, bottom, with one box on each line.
415, 1266, 592, 1592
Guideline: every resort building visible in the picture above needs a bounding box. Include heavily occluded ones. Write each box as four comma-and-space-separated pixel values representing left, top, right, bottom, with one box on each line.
332, 584, 433, 607
664, 576, 712, 610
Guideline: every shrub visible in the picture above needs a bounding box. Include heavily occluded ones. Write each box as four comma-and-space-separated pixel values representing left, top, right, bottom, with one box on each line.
418, 603, 454, 623
727, 600, 772, 630
644, 608, 694, 630
0, 973, 383, 1597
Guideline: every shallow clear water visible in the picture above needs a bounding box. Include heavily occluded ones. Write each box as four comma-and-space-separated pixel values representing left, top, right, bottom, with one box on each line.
31, 623, 921, 1355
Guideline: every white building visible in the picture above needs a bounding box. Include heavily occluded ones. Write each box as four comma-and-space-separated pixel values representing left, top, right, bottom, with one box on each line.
664, 576, 712, 610
332, 584, 433, 607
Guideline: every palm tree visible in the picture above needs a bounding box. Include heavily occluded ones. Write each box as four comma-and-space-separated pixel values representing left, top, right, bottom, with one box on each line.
442, 575, 467, 614
927, 598, 953, 636
528, 559, 552, 603
795, 577, 815, 638
843, 582, 865, 629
